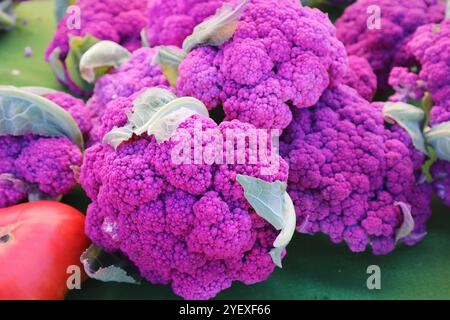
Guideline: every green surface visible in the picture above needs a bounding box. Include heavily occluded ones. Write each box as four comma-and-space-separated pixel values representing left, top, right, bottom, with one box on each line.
1, 0, 450, 300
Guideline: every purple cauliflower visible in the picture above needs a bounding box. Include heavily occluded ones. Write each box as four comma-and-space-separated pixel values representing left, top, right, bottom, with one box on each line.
281, 85, 432, 255
80, 88, 295, 299
167, 0, 348, 131
146, 0, 226, 47
0, 88, 89, 208
388, 18, 450, 206
45, 0, 148, 96
83, 46, 169, 144
335, 0, 445, 91
342, 55, 377, 101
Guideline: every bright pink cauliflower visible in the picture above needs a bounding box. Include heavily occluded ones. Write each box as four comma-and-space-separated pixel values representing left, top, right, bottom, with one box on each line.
281, 85, 432, 255
342, 55, 377, 101
0, 91, 88, 208
45, 0, 148, 95
388, 19, 450, 206
86, 47, 169, 144
175, 0, 348, 131
335, 0, 445, 91
147, 0, 226, 47
80, 89, 291, 300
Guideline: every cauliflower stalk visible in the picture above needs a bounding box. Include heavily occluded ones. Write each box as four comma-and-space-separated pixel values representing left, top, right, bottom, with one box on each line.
0, 86, 90, 208
80, 87, 296, 300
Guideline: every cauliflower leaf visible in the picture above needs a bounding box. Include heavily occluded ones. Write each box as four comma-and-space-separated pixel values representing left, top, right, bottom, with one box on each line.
81, 245, 141, 285
79, 41, 132, 83
182, 0, 249, 52
425, 121, 450, 162
394, 201, 415, 243
383, 102, 428, 155
0, 86, 84, 149
236, 175, 296, 268
104, 88, 208, 148
153, 46, 187, 86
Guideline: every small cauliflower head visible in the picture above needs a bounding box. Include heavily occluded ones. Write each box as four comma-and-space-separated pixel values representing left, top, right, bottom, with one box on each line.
281, 85, 433, 255
80, 88, 296, 300
156, 0, 348, 131
387, 19, 450, 207
146, 0, 227, 47
0, 87, 88, 208
45, 0, 148, 96
335, 0, 445, 91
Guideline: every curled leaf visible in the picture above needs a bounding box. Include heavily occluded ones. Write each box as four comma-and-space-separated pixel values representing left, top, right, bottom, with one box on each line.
48, 47, 67, 83
153, 46, 187, 86
394, 201, 415, 243
425, 121, 450, 161
182, 0, 249, 52
104, 88, 208, 148
236, 175, 296, 268
79, 40, 131, 83
0, 86, 84, 149
65, 34, 100, 92
383, 102, 428, 155
81, 245, 142, 284
140, 27, 150, 47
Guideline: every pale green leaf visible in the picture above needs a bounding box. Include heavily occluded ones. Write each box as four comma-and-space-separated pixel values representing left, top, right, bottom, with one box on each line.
79, 40, 131, 83
383, 102, 428, 155
65, 34, 100, 92
104, 88, 208, 148
81, 245, 142, 284
48, 47, 67, 83
0, 0, 15, 31
425, 121, 450, 161
182, 0, 249, 52
0, 86, 83, 149
236, 175, 296, 268
140, 27, 150, 47
394, 201, 415, 243
153, 46, 187, 86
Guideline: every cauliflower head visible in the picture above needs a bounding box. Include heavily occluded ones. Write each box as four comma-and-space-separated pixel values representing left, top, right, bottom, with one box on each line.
281, 85, 432, 255
45, 0, 148, 95
170, 0, 348, 131
146, 0, 227, 47
335, 0, 445, 90
80, 88, 295, 300
0, 87, 89, 208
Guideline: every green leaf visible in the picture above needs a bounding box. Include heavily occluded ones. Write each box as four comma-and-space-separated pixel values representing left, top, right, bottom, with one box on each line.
79, 40, 131, 83
140, 27, 150, 47
104, 88, 209, 148
383, 102, 428, 155
425, 121, 450, 162
0, 86, 84, 149
182, 0, 249, 52
0, 0, 16, 31
81, 245, 142, 285
394, 201, 415, 243
65, 34, 100, 92
153, 46, 187, 87
48, 47, 68, 83
236, 175, 296, 268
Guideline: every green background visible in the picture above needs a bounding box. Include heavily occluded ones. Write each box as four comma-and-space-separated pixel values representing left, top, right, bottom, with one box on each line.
1, 0, 449, 300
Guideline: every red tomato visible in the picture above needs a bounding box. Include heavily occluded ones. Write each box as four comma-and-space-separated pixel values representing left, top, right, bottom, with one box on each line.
0, 201, 90, 300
